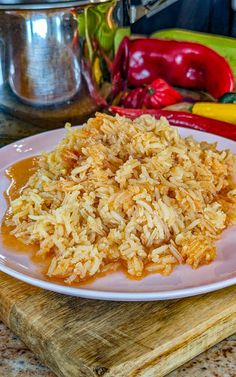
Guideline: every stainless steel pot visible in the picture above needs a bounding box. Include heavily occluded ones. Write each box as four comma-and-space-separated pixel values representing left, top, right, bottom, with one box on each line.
0, 0, 120, 126
0, 0, 179, 127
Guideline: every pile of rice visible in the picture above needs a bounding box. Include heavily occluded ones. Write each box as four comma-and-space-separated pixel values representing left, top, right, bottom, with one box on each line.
6, 113, 236, 283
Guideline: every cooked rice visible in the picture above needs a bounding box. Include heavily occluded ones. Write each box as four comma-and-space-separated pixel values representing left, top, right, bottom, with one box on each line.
6, 113, 236, 283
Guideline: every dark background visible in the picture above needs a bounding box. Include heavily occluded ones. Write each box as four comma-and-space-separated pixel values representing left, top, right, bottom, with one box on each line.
131, 0, 236, 37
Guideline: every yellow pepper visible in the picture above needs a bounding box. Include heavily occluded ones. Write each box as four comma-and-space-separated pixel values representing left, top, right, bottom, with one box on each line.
192, 102, 236, 125
93, 56, 102, 85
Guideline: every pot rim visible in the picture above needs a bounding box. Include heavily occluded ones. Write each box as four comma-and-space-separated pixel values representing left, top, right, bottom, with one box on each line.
0, 0, 109, 10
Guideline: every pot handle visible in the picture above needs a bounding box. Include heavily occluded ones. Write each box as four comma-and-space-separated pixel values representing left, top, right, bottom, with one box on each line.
130, 0, 180, 24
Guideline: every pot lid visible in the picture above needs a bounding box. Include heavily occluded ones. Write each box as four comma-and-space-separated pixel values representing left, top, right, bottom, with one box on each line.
0, 0, 107, 9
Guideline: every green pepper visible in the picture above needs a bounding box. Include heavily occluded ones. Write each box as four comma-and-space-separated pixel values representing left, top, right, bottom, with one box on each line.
114, 27, 131, 53
96, 2, 112, 13
219, 92, 236, 103
77, 12, 86, 37
77, 7, 101, 38
96, 22, 115, 52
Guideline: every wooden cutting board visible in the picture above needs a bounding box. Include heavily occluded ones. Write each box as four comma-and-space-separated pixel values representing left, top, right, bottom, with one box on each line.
0, 273, 235, 377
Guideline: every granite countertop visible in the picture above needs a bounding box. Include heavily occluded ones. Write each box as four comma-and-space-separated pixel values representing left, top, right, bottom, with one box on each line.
0, 110, 235, 377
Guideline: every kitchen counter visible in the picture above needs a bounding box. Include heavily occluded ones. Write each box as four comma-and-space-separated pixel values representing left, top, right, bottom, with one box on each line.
0, 110, 235, 377
0, 110, 48, 148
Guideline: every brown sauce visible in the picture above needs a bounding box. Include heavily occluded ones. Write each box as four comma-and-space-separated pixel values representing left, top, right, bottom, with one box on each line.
5, 156, 39, 201
1, 156, 40, 256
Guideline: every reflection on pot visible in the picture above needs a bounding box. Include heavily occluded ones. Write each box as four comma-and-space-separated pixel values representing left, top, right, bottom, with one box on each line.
9, 10, 82, 106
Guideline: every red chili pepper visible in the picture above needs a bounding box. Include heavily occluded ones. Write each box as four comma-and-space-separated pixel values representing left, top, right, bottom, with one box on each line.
112, 71, 125, 98
121, 87, 147, 108
71, 9, 79, 49
109, 106, 236, 141
92, 39, 113, 71
112, 37, 234, 99
143, 79, 183, 109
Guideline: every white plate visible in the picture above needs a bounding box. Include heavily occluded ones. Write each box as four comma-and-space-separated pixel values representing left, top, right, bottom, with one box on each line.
0, 127, 236, 301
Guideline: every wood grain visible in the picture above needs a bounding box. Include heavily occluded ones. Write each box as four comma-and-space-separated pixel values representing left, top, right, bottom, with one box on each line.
0, 273, 235, 377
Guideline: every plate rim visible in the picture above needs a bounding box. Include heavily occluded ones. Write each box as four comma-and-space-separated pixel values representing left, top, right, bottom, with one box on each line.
0, 262, 236, 301
0, 125, 235, 301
